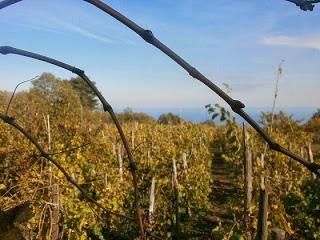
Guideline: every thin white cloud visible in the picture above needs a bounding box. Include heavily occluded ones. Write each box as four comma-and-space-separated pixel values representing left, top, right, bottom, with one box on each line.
261, 35, 320, 50
48, 17, 115, 44
6, 7, 116, 44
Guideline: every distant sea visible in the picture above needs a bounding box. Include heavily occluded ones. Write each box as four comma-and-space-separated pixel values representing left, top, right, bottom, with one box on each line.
114, 107, 317, 123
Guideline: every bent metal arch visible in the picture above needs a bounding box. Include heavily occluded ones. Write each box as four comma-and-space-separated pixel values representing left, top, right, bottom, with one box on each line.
0, 0, 319, 177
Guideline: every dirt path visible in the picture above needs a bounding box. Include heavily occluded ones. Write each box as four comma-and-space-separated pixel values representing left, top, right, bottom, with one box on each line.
185, 157, 242, 239
209, 157, 241, 224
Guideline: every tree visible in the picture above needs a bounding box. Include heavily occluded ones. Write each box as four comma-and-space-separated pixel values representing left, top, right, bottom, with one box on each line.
69, 77, 98, 110
116, 107, 155, 123
260, 111, 302, 133
31, 73, 63, 102
305, 109, 320, 143
158, 112, 183, 125
31, 73, 80, 108
30, 73, 84, 134
311, 109, 320, 119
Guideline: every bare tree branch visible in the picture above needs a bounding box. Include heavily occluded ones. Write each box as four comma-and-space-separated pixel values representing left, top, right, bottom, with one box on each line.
5, 75, 38, 115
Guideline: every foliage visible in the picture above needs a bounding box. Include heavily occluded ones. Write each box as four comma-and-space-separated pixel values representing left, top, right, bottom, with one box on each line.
206, 103, 240, 160
69, 77, 98, 110
158, 112, 184, 125
116, 107, 155, 124
311, 109, 320, 119
284, 178, 320, 239
305, 108, 320, 143
205, 103, 235, 123
206, 103, 317, 239
0, 75, 318, 239
0, 75, 213, 239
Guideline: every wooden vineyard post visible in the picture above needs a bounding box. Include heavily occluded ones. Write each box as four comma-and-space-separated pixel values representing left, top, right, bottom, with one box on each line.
131, 129, 135, 149
104, 172, 108, 188
243, 124, 252, 240
191, 143, 196, 155
288, 143, 293, 190
256, 188, 268, 240
112, 143, 116, 156
271, 229, 286, 240
288, 142, 292, 172
3, 156, 9, 188
172, 158, 180, 239
147, 149, 151, 167
307, 143, 316, 179
149, 177, 156, 221
260, 153, 265, 188
104, 164, 108, 188
71, 173, 76, 198
45, 114, 59, 240
80, 104, 83, 129
134, 121, 139, 131
182, 152, 191, 216
182, 152, 188, 174
51, 183, 60, 240
118, 144, 123, 182
300, 147, 305, 159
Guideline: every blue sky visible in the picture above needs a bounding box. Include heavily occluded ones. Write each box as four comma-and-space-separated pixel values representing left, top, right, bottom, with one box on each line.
0, 0, 319, 109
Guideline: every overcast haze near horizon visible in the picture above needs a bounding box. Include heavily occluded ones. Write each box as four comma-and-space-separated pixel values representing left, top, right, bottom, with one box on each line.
0, 0, 319, 110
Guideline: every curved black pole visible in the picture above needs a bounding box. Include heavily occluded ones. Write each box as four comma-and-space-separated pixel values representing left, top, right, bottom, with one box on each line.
285, 0, 320, 11
0, 0, 21, 9
84, 0, 319, 177
0, 1, 319, 177
0, 46, 145, 238
87, 0, 318, 177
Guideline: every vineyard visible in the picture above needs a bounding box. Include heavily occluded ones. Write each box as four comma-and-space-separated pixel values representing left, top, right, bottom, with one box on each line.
0, 75, 319, 239
1, 0, 320, 239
